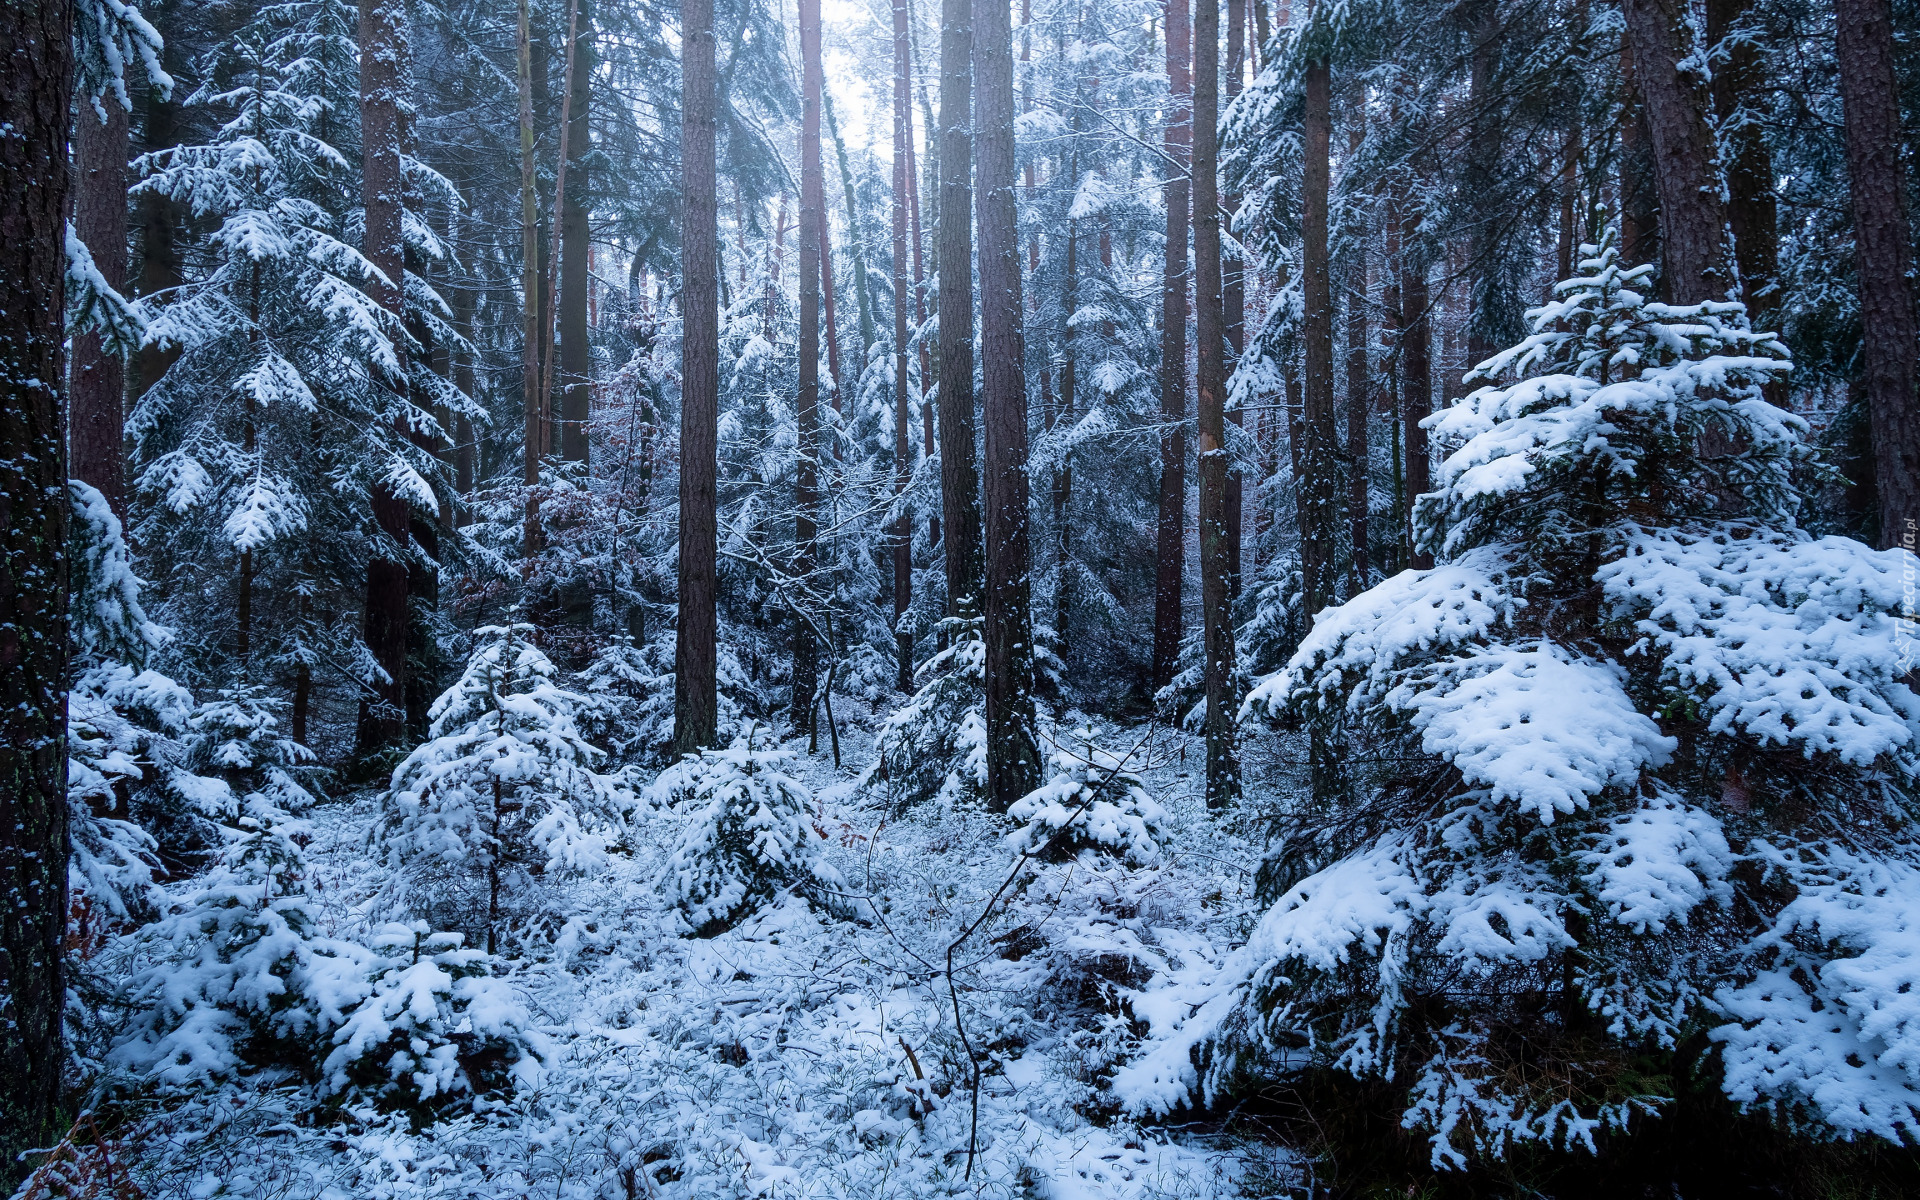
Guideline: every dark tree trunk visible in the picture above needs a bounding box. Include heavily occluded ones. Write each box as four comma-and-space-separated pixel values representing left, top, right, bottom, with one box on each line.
1194, 0, 1238, 807
1055, 207, 1076, 655
1401, 214, 1432, 571
673, 0, 720, 754
558, 0, 594, 463
1618, 40, 1659, 273
1151, 0, 1190, 692
794, 0, 824, 736
357, 0, 411, 756
820, 207, 842, 400
974, 0, 1038, 810
1464, 0, 1500, 367
1345, 119, 1369, 594
937, 0, 983, 612
0, 0, 73, 1181
1835, 0, 1919, 550
518, 0, 544, 554
72, 102, 129, 517
825, 93, 875, 364
1557, 124, 1579, 283
1706, 0, 1775, 319
892, 0, 914, 693
1622, 0, 1733, 304
136, 67, 182, 399
1300, 58, 1340, 615
1223, 0, 1246, 600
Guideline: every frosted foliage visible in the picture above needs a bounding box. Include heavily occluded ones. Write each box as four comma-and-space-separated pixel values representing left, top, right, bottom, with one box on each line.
382, 625, 632, 933
1188, 230, 1920, 1163
1601, 527, 1920, 765
69, 480, 167, 669
1393, 643, 1674, 823
867, 611, 989, 809
1714, 849, 1920, 1141
663, 733, 843, 936
1005, 729, 1167, 866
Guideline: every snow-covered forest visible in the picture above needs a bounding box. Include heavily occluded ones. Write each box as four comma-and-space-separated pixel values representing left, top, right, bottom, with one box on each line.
3, 0, 1919, 1192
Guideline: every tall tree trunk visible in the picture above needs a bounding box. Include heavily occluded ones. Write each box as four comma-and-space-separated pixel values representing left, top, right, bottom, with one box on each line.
358, 0, 411, 756
1151, 0, 1191, 692
558, 0, 594, 463
1223, 0, 1246, 601
72, 102, 129, 517
1, 0, 73, 1180
1835, 0, 1919, 550
820, 206, 842, 400
673, 0, 721, 754
1705, 0, 1775, 320
1300, 56, 1340, 615
1401, 210, 1431, 570
892, 0, 915, 692
906, 88, 936, 547
1345, 115, 1369, 594
937, 0, 983, 613
1464, 0, 1500, 366
1557, 124, 1579, 283
1194, 0, 1239, 807
1622, 0, 1733, 304
1055, 207, 1076, 654
518, 0, 544, 553
825, 93, 875, 365
136, 65, 181, 399
795, 0, 824, 736
974, 0, 1038, 810
1618, 39, 1659, 273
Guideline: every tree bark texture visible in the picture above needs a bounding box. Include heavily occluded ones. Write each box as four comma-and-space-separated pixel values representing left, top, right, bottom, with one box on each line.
72, 101, 130, 517
1194, 0, 1238, 807
1835, 0, 1920, 550
1401, 213, 1432, 570
673, 0, 721, 754
1345, 119, 1369, 594
794, 0, 824, 737
1705, 0, 1776, 322
558, 0, 594, 463
1300, 59, 1341, 615
1152, 0, 1191, 692
0, 0, 74, 1181
1223, 0, 1246, 599
358, 0, 411, 755
937, 0, 983, 613
974, 0, 1039, 810
1618, 40, 1659, 273
1622, 0, 1733, 304
892, 0, 915, 693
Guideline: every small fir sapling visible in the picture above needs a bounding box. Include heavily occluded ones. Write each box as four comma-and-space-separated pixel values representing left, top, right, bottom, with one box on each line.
1121, 231, 1920, 1165
1006, 726, 1167, 866
379, 623, 634, 953
662, 725, 844, 937
323, 922, 545, 1115
867, 600, 990, 810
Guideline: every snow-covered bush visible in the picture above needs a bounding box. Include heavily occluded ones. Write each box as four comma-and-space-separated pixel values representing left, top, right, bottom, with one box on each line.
662, 728, 844, 936
573, 633, 759, 767
1136, 233, 1920, 1166
379, 623, 633, 952
866, 604, 988, 810
1006, 727, 1167, 866
323, 922, 545, 1116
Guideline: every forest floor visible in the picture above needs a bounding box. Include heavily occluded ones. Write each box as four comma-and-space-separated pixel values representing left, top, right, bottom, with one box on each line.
100, 713, 1315, 1199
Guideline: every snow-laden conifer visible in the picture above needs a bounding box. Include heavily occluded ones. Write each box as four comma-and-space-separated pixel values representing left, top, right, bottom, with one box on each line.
660, 726, 843, 936
1119, 232, 1920, 1165
866, 602, 990, 809
1006, 726, 1167, 866
379, 624, 633, 952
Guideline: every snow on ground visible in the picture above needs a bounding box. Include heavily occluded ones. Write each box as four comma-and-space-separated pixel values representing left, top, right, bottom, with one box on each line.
109, 715, 1296, 1199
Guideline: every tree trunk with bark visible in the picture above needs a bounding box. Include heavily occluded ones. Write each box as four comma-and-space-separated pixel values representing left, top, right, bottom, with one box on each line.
358, 0, 411, 756
1, 0, 73, 1182
1345, 116, 1369, 594
892, 0, 915, 693
673, 0, 721, 754
974, 0, 1039, 810
1223, 0, 1246, 599
1300, 58, 1340, 615
1622, 0, 1733, 304
794, 0, 824, 737
937, 0, 983, 613
1152, 0, 1191, 692
1401, 210, 1432, 570
558, 0, 594, 463
518, 0, 543, 553
1835, 0, 1919, 550
1194, 0, 1238, 806
72, 102, 130, 516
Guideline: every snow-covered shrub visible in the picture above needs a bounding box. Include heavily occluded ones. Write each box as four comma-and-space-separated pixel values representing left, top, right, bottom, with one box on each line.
866, 604, 988, 810
662, 728, 844, 936
323, 922, 544, 1116
110, 711, 348, 1088
379, 623, 634, 953
1006, 727, 1167, 866
573, 633, 760, 767
1136, 232, 1920, 1166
